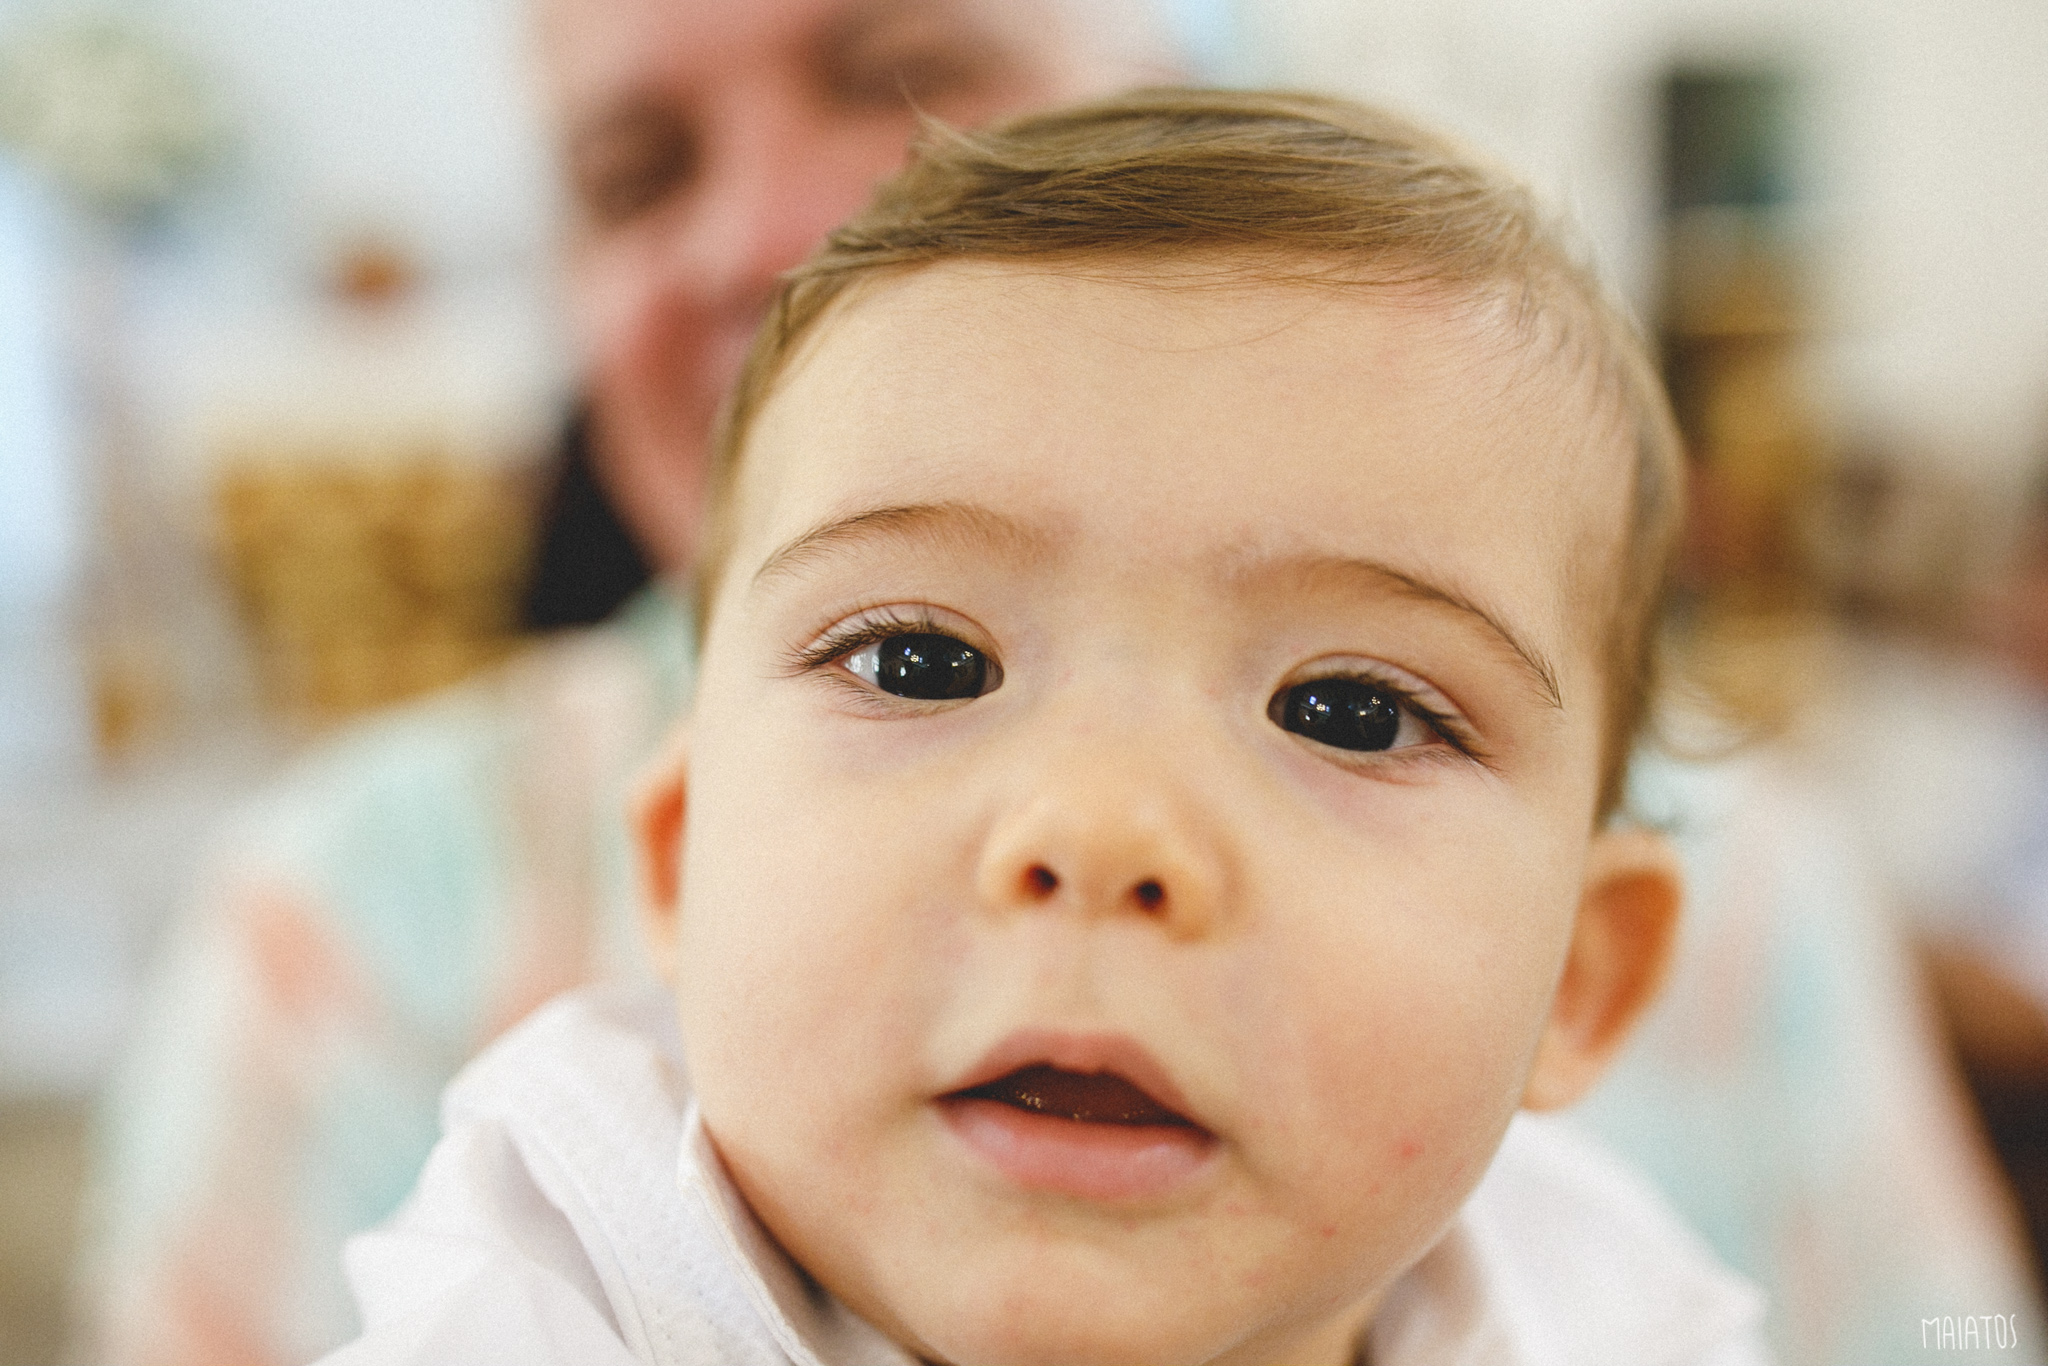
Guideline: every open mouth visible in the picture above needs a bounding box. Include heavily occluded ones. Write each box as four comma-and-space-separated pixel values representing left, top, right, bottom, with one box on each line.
949, 1064, 1200, 1129
937, 1056, 1217, 1201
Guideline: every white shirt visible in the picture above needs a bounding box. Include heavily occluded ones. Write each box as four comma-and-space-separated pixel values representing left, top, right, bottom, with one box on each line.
320, 987, 1770, 1366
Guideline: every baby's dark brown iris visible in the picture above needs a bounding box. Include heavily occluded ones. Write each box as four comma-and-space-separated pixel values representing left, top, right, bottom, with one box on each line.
1276, 677, 1401, 752
874, 632, 986, 699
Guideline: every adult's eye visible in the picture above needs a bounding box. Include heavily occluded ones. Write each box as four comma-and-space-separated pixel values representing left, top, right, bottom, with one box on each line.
1271, 676, 1423, 753
846, 632, 991, 700
569, 106, 699, 226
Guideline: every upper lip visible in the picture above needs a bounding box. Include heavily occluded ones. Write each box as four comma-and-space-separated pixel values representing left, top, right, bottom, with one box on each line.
939, 1028, 1206, 1131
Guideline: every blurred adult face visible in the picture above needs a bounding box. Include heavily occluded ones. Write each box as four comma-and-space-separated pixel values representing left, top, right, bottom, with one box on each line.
538, 0, 1173, 572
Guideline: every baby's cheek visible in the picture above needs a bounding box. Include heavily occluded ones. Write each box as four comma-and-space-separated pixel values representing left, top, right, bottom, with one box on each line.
681, 822, 953, 1147
1233, 888, 1547, 1249
1297, 1011, 1520, 1259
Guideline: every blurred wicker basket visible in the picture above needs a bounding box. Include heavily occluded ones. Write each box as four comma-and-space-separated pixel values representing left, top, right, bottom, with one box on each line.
212, 446, 538, 719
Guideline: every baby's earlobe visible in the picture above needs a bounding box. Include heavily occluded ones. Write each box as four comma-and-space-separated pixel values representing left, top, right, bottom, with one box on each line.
630, 725, 693, 981
1521, 827, 1683, 1111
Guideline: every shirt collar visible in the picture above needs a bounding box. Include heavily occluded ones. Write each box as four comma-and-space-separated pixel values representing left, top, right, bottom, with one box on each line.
675, 1102, 920, 1366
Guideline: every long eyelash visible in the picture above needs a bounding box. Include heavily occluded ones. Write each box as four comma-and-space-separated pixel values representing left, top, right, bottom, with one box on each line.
1406, 695, 1485, 761
782, 608, 947, 676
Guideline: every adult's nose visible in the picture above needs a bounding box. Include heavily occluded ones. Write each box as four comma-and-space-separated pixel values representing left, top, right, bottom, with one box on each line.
973, 734, 1229, 941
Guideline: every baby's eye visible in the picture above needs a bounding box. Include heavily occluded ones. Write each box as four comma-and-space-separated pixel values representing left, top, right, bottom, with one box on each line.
1270, 675, 1436, 753
844, 632, 994, 700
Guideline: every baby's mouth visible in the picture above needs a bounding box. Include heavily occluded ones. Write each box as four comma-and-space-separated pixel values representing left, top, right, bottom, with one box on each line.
937, 1061, 1217, 1201
950, 1064, 1200, 1129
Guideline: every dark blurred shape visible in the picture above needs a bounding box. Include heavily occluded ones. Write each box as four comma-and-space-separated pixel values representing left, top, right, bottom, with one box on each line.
1658, 64, 1829, 735
1662, 69, 1794, 215
518, 407, 654, 631
1660, 65, 1818, 608
1923, 939, 2048, 1288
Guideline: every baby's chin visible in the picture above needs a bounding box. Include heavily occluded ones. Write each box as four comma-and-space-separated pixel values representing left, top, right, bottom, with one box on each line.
884, 1278, 1366, 1366
815, 1196, 1385, 1366
877, 1278, 1260, 1366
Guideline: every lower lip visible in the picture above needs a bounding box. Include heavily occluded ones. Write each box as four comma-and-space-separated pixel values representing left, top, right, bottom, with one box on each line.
939, 1098, 1217, 1202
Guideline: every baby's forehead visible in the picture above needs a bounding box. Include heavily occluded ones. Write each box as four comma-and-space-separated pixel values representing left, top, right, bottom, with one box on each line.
780, 261, 1626, 490
781, 257, 1626, 438
741, 260, 1638, 648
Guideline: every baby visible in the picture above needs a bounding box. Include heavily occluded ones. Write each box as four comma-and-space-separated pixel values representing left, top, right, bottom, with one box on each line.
325, 90, 1766, 1365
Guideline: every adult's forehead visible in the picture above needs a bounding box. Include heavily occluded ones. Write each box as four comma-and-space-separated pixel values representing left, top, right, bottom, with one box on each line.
531, 0, 1165, 115
533, 0, 836, 108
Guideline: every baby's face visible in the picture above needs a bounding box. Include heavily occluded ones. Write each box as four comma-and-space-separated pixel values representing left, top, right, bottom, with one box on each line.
646, 263, 1673, 1366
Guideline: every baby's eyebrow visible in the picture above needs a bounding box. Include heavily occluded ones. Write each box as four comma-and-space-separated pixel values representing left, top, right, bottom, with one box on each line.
750, 501, 1048, 591
1229, 552, 1564, 712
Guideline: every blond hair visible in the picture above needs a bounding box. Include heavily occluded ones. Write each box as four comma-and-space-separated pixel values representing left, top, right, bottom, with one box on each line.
700, 87, 1684, 822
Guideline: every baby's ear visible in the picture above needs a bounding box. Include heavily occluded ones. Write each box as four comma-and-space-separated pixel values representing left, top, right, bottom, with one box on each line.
630, 723, 692, 984
1520, 825, 1682, 1112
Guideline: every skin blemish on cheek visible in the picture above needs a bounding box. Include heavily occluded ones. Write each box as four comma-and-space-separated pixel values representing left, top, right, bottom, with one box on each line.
1320, 1222, 1338, 1239
1395, 1136, 1423, 1163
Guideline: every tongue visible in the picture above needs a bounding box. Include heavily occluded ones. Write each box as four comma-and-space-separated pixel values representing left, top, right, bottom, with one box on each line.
961, 1064, 1192, 1127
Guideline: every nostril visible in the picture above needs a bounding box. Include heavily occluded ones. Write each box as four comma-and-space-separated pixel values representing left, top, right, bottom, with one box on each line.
1026, 864, 1059, 896
1134, 879, 1164, 910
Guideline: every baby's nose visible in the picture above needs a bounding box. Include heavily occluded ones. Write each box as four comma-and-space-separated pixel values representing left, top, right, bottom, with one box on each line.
974, 777, 1224, 940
